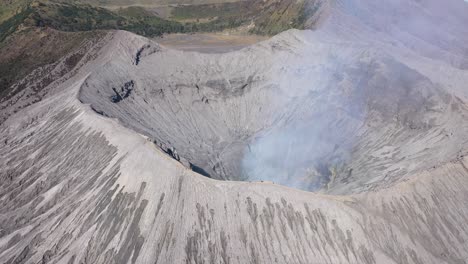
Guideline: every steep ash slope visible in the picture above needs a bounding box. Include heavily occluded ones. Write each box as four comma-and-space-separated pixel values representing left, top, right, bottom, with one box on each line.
1, 0, 468, 263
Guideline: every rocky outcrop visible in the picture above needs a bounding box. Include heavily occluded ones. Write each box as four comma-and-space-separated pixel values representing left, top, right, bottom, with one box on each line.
111, 81, 135, 103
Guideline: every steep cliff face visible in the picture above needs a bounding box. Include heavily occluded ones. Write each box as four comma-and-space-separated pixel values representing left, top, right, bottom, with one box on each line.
1, 0, 468, 263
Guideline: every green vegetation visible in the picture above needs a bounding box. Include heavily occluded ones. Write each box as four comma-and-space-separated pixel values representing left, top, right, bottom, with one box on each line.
115, 6, 152, 18
0, 7, 34, 43
249, 0, 320, 35
29, 2, 186, 36
116, 6, 185, 36
171, 2, 248, 21
0, 0, 32, 23
0, 1, 252, 44
0, 1, 185, 43
170, 0, 319, 36
169, 2, 249, 32
0, 0, 320, 44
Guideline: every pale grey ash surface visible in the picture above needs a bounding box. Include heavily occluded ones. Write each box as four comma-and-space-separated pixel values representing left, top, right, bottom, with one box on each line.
1, 0, 468, 263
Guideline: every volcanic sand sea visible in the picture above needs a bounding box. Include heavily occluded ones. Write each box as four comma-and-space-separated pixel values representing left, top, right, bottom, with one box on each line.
155, 33, 268, 53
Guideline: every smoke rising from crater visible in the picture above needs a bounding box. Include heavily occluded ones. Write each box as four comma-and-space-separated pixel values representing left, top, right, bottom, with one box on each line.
241, 116, 354, 191
240, 51, 369, 191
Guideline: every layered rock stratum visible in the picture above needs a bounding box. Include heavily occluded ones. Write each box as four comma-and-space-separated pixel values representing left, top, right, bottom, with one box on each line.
1, 0, 468, 263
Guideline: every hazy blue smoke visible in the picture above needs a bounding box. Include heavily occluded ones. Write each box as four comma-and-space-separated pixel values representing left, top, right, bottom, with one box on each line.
241, 92, 362, 191
240, 45, 370, 192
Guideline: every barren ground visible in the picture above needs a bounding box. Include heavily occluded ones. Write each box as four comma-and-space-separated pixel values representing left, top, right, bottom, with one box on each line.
155, 33, 268, 53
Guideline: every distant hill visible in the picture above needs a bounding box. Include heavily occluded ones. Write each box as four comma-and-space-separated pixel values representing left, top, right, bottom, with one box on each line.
69, 0, 245, 5
1, 0, 322, 43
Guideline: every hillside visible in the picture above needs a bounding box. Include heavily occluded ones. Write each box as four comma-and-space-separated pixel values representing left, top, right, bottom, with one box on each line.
1, 0, 468, 263
0, 28, 104, 106
0, 0, 243, 23
71, 0, 244, 6
0, 1, 185, 43
1, 0, 319, 35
